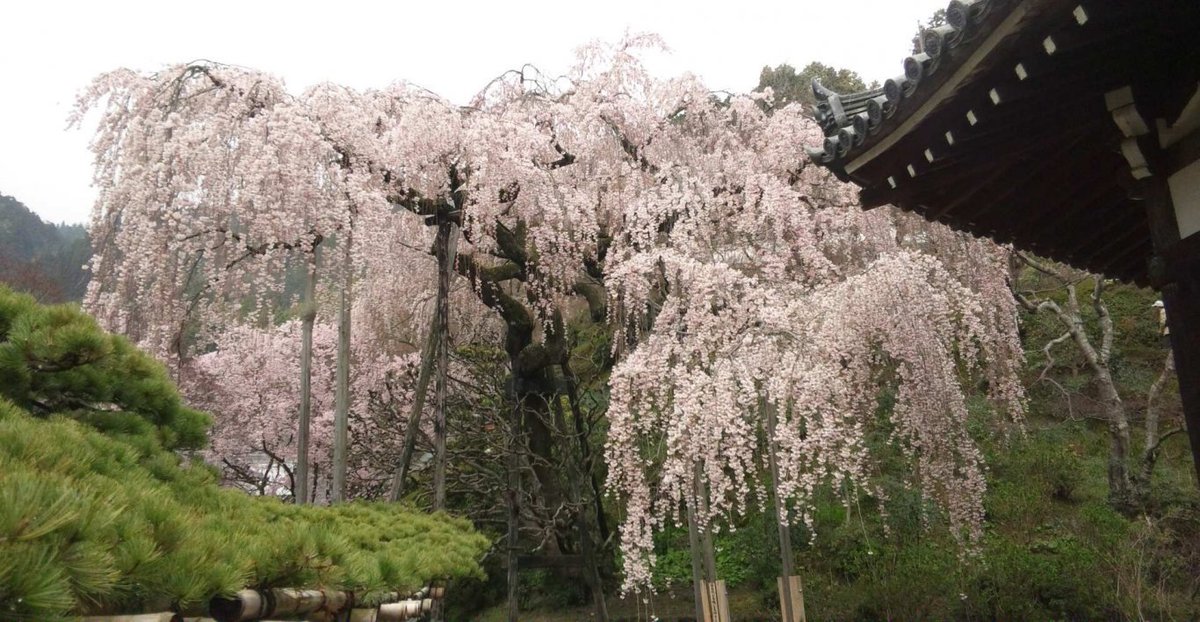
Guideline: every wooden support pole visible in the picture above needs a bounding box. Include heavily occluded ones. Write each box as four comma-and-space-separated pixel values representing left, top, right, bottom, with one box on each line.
432, 220, 458, 512
331, 228, 353, 503
765, 399, 805, 621
1143, 176, 1200, 487
691, 461, 730, 622
1161, 250, 1200, 487
686, 467, 707, 622
386, 305, 439, 502
296, 253, 318, 505
777, 576, 806, 622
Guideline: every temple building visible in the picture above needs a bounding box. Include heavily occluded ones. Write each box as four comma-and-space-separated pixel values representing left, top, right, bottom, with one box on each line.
806, 0, 1200, 481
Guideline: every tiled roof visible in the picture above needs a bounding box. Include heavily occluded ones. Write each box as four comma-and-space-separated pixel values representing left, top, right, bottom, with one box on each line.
807, 0, 1015, 168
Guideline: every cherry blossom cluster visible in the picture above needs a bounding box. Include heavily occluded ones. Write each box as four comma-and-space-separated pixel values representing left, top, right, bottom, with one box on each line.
76, 37, 1024, 591
182, 317, 417, 499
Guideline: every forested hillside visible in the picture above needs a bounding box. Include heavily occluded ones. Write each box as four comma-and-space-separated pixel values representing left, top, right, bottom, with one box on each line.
0, 193, 90, 302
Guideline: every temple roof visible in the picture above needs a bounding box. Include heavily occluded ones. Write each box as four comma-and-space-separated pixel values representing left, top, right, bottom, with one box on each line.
807, 0, 1200, 285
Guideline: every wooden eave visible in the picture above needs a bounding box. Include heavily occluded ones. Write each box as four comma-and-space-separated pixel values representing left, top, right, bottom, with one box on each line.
808, 0, 1200, 285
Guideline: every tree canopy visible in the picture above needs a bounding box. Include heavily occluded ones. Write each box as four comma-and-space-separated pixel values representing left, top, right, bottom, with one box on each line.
74, 37, 1024, 594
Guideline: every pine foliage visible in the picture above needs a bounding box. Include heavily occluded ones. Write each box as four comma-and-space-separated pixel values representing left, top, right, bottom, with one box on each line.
0, 287, 488, 620
0, 286, 208, 449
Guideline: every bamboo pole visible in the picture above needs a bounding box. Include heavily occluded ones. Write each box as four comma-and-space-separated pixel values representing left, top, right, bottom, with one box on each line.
376, 598, 433, 621
210, 588, 340, 621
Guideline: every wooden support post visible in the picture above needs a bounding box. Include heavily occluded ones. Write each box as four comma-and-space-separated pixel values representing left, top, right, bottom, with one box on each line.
295, 253, 318, 505
777, 576, 807, 622
692, 461, 730, 622
1143, 176, 1200, 487
766, 399, 806, 622
331, 228, 353, 503
698, 580, 713, 622
699, 579, 730, 622
432, 220, 458, 513
1162, 249, 1200, 487
686, 470, 707, 622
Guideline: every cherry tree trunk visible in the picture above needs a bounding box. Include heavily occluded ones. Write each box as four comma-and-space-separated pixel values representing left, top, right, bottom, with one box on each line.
563, 362, 611, 544
505, 374, 522, 622
332, 231, 352, 503
1136, 351, 1176, 498
553, 372, 608, 622
295, 255, 317, 505
1097, 367, 1134, 507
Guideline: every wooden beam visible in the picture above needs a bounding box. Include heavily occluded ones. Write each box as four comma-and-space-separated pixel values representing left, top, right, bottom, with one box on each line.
861, 77, 1115, 209
1092, 233, 1152, 278
864, 114, 1094, 210
1073, 209, 1151, 268
950, 129, 1094, 226
1010, 154, 1125, 242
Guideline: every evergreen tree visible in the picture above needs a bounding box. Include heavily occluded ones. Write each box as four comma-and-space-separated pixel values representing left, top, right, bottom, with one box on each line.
0, 286, 488, 620
756, 62, 871, 112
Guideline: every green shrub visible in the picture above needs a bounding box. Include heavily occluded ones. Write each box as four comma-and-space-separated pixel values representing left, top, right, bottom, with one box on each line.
0, 403, 489, 620
0, 288, 489, 619
0, 286, 208, 449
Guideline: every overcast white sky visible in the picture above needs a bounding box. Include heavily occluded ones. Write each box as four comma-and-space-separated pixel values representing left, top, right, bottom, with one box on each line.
0, 0, 943, 225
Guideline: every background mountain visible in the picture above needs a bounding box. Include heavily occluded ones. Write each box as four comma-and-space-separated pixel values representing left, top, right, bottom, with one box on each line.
0, 193, 90, 302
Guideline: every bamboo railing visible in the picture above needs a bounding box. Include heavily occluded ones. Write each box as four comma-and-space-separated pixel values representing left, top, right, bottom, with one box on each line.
80, 585, 446, 622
